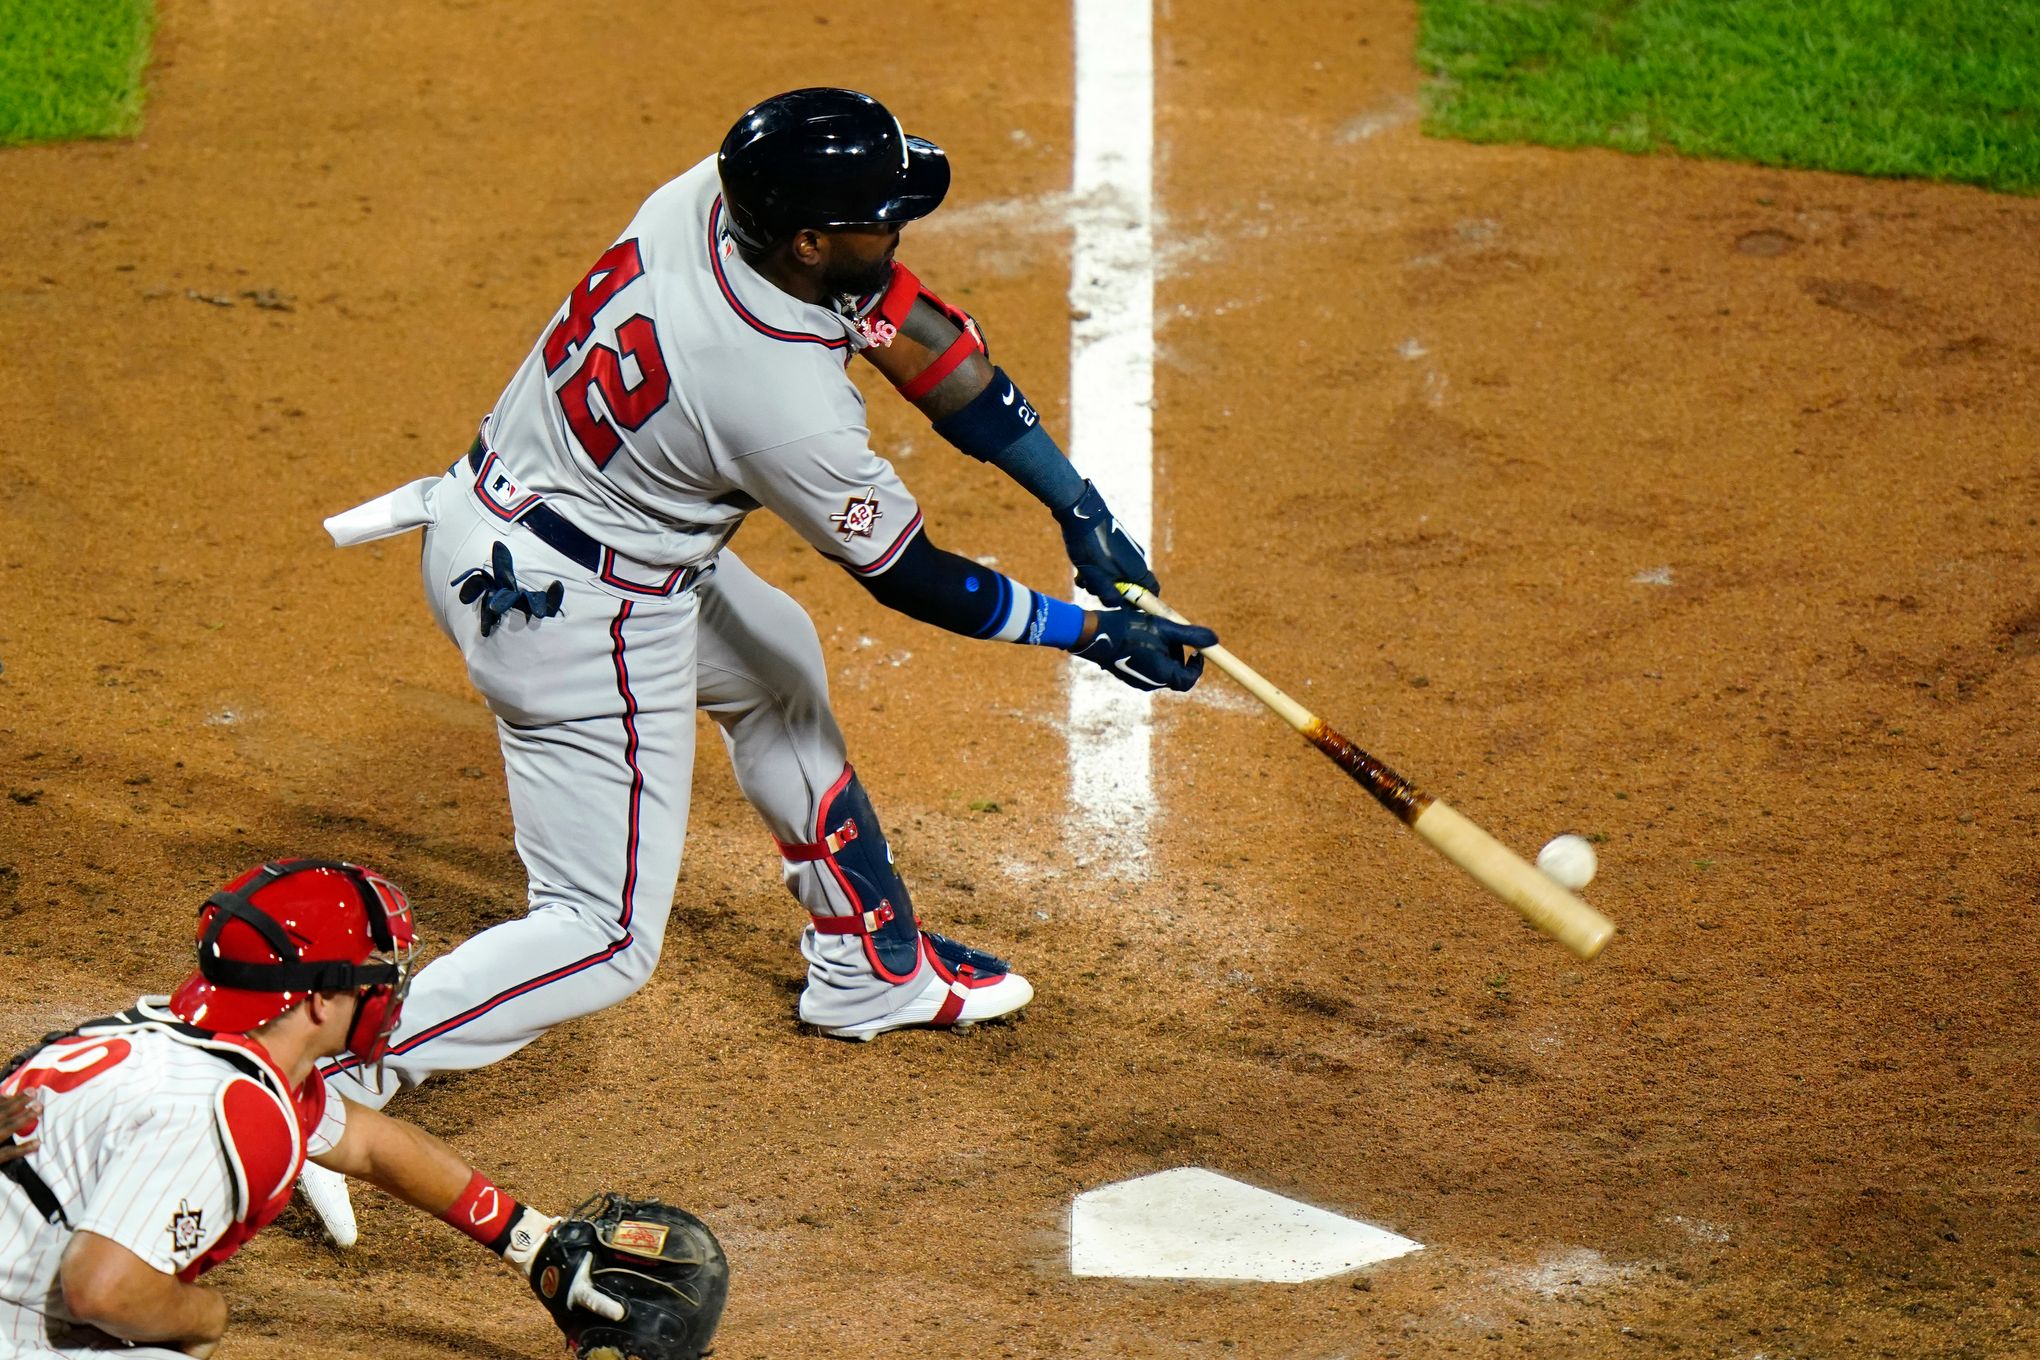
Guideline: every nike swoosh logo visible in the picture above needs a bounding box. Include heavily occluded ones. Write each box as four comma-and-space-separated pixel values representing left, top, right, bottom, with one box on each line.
1110, 658, 1154, 685
1002, 385, 1016, 406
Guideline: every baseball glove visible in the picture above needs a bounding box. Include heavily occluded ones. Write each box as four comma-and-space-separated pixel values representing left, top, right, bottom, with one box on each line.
530, 1193, 729, 1360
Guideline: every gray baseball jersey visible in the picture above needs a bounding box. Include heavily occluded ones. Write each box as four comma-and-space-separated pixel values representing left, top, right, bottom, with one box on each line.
487, 154, 921, 577
319, 150, 1030, 1116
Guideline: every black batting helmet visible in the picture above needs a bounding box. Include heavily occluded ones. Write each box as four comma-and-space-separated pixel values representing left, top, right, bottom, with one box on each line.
717, 88, 950, 251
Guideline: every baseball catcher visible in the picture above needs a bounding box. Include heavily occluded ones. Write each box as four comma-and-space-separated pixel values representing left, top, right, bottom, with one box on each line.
0, 859, 721, 1358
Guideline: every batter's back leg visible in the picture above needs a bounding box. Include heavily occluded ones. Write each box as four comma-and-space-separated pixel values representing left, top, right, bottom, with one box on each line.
692, 551, 1033, 1038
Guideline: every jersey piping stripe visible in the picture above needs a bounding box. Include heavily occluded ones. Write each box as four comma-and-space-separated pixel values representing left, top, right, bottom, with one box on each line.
599, 549, 692, 597
323, 603, 652, 1082
706, 198, 850, 350
609, 600, 646, 931
842, 510, 924, 577
319, 934, 637, 1078
328, 938, 638, 1071
470, 450, 543, 522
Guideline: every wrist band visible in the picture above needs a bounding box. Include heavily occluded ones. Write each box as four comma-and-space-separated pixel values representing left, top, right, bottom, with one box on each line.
971, 575, 1086, 649
1024, 593, 1087, 649
443, 1170, 523, 1253
850, 529, 1088, 651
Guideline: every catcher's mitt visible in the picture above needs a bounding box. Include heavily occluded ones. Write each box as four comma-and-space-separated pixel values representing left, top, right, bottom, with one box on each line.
531, 1193, 729, 1360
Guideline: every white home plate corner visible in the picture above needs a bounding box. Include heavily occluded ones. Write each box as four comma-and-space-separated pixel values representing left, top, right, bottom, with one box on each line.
1070, 1168, 1422, 1282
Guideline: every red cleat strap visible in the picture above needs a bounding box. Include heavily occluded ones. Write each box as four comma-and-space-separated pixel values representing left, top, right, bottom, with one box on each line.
932, 983, 967, 1027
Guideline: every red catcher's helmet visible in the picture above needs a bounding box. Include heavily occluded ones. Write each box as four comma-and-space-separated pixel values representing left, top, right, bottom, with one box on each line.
170, 859, 418, 1067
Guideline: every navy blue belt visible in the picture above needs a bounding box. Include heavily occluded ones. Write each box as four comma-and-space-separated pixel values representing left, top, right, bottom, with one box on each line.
459, 440, 706, 598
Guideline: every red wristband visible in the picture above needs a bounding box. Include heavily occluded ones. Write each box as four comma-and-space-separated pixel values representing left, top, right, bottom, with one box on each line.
442, 1170, 521, 1252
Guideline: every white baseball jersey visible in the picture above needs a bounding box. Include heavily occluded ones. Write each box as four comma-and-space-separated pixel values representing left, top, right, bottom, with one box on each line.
486, 154, 922, 577
0, 1003, 340, 1356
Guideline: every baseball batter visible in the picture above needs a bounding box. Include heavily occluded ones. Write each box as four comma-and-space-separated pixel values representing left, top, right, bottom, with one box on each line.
0, 860, 645, 1359
310, 87, 1214, 1242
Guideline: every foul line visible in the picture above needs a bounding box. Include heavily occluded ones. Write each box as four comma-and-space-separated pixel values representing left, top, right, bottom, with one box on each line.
1067, 0, 1155, 867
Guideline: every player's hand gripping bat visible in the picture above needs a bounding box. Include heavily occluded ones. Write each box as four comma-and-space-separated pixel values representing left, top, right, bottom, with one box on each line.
1118, 584, 1614, 960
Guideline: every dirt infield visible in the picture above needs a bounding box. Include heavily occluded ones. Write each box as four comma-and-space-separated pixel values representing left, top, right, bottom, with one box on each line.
2, 1, 2035, 1356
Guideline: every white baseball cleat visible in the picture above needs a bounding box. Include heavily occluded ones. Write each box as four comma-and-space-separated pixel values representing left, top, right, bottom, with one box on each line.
298, 1160, 358, 1248
811, 932, 1034, 1042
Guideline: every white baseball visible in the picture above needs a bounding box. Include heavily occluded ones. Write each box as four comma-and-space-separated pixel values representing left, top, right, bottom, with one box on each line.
1536, 834, 1597, 890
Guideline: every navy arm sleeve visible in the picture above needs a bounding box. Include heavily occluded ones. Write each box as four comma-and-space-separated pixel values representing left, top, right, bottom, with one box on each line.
842, 528, 1086, 647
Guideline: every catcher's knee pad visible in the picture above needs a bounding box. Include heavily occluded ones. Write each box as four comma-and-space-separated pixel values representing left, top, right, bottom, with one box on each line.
779, 766, 923, 983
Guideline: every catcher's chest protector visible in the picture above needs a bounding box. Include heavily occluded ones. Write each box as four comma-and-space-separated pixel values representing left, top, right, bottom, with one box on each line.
3, 1008, 311, 1278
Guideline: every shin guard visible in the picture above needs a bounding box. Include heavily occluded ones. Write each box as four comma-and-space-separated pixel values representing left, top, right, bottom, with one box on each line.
778, 768, 923, 984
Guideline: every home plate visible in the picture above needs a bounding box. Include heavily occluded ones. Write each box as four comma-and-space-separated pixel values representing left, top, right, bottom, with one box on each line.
1070, 1167, 1422, 1282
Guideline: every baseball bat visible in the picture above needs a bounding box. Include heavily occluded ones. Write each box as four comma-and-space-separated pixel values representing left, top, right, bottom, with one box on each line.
1119, 584, 1615, 961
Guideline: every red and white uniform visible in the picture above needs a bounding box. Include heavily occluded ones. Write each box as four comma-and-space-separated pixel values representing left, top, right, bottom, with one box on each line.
0, 1002, 338, 1359
321, 155, 968, 1108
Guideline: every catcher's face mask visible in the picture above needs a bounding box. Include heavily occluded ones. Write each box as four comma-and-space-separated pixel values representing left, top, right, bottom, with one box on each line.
341, 880, 416, 1085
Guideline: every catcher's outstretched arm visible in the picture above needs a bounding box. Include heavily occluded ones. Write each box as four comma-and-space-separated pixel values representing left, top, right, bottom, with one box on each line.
316, 1100, 624, 1321
314, 1097, 471, 1211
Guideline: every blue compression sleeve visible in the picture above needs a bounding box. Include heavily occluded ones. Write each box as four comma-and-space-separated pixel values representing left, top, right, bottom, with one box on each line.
846, 527, 1086, 648
930, 368, 1086, 511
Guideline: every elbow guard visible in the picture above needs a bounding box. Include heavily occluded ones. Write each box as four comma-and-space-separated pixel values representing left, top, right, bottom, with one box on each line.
863, 262, 989, 400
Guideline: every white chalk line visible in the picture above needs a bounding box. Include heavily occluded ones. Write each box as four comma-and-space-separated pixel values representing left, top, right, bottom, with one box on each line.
1066, 0, 1155, 871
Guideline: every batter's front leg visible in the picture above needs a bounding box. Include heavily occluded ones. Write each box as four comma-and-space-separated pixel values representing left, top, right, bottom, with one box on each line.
693, 551, 1031, 1039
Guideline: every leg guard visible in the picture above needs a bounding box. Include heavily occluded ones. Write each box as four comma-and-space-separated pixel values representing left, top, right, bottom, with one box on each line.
777, 767, 932, 985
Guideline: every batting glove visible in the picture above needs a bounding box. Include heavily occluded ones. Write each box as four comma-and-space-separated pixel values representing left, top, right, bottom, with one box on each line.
457, 542, 565, 637
1056, 481, 1159, 605
1074, 609, 1216, 692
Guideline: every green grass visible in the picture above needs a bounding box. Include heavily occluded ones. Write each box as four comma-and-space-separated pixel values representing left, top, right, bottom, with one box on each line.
0, 0, 154, 147
1418, 0, 2040, 193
